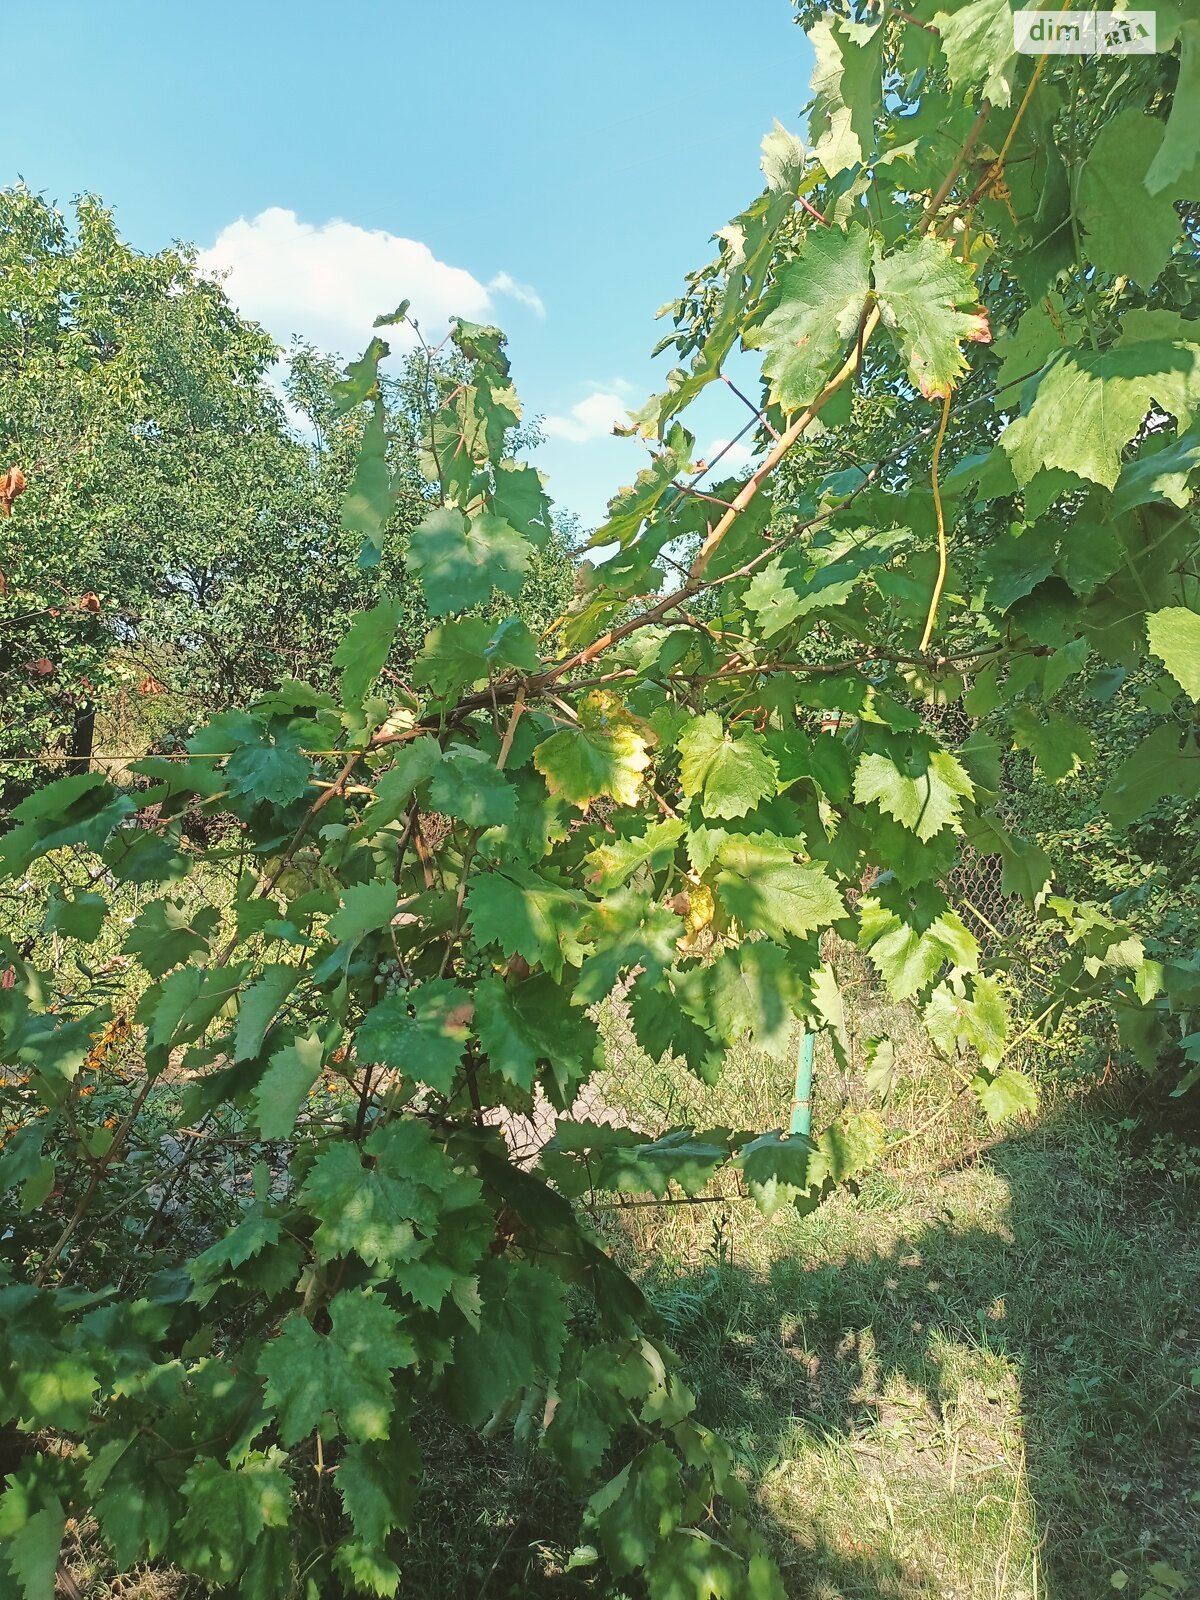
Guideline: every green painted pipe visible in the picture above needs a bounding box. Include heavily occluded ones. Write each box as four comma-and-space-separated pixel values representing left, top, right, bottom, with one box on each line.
790, 1026, 815, 1138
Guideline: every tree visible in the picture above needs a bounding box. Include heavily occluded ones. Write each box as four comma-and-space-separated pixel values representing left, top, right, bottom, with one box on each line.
0, 190, 577, 787
1, 5, 1198, 1596
0, 188, 297, 774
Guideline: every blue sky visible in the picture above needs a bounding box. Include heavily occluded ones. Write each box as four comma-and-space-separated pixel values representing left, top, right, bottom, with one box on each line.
2, 1, 814, 526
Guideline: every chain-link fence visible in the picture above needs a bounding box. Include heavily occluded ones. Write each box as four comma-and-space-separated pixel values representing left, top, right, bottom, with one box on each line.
944, 842, 1023, 956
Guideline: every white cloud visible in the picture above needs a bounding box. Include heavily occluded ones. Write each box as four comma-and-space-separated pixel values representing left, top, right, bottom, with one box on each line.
543, 390, 630, 444
196, 207, 541, 358
489, 271, 545, 319
704, 436, 756, 474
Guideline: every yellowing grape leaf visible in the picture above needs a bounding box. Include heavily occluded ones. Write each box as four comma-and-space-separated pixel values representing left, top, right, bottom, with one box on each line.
534, 695, 653, 812
873, 237, 990, 400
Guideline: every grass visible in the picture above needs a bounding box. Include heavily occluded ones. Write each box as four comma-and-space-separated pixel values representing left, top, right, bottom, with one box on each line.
627, 1128, 1200, 1599
362, 1025, 1198, 1600
577, 971, 1200, 1600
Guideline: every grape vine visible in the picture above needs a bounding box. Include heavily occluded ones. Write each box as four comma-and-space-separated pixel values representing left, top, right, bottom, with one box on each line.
2, 3, 1198, 1596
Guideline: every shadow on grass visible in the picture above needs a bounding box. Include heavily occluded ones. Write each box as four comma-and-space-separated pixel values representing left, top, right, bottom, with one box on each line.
644, 1120, 1200, 1599
387, 1108, 1199, 1599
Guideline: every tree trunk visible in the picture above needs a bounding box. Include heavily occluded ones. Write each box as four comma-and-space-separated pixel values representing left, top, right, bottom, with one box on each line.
69, 702, 95, 771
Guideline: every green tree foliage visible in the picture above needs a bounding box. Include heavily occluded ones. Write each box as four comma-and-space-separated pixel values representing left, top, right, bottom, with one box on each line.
1, 4, 1199, 1595
0, 191, 575, 786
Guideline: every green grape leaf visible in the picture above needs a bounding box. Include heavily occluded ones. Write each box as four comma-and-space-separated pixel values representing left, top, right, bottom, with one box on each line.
545, 1347, 627, 1481
689, 940, 801, 1060
934, 0, 1018, 107
0, 1287, 99, 1428
471, 975, 539, 1092
744, 226, 871, 412
768, 726, 854, 803
591, 1127, 732, 1199
338, 1429, 420, 1549
872, 237, 990, 400
585, 1442, 683, 1576
1003, 335, 1200, 489
1113, 426, 1200, 513
452, 1258, 568, 1426
865, 1036, 897, 1105
412, 617, 492, 699
924, 975, 1008, 1069
302, 1118, 476, 1267
739, 1112, 886, 1218
993, 296, 1076, 397
361, 736, 443, 831
467, 867, 590, 981
1, 1500, 66, 1600
544, 1118, 707, 1183
234, 965, 300, 1062
971, 1066, 1038, 1124
805, 1111, 886, 1193
333, 337, 387, 416
853, 740, 974, 840
259, 1289, 416, 1445
408, 507, 530, 615
858, 886, 979, 1001
484, 615, 541, 672
1147, 606, 1200, 699
88, 1437, 177, 1566
584, 817, 684, 893
645, 1530, 749, 1600
341, 398, 395, 550
104, 825, 189, 887
429, 745, 518, 828
574, 891, 680, 1006
137, 964, 245, 1055
252, 1032, 324, 1138
474, 971, 600, 1097
176, 1451, 291, 1585
477, 767, 570, 866
355, 980, 471, 1092
1100, 723, 1200, 827
373, 300, 411, 328
678, 713, 778, 820
0, 772, 136, 878
123, 900, 219, 979
742, 553, 863, 637
332, 1543, 401, 1598
737, 1129, 817, 1217
1145, 18, 1200, 193
327, 882, 398, 946
223, 724, 312, 809
629, 978, 722, 1085
967, 816, 1053, 902
0, 1004, 107, 1085
189, 1203, 286, 1305
493, 460, 553, 546
760, 120, 806, 192
335, 596, 405, 720
1078, 110, 1190, 286
43, 890, 106, 943
809, 15, 884, 176
715, 839, 845, 942
1011, 708, 1097, 782
589, 424, 692, 550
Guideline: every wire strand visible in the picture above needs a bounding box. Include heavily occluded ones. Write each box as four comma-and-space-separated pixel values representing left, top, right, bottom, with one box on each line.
918, 390, 953, 654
